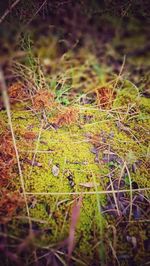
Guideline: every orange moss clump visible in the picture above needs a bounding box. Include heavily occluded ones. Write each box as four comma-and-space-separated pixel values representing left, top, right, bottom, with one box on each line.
8, 82, 28, 103
23, 131, 37, 140
51, 107, 78, 127
95, 87, 116, 109
0, 131, 16, 185
33, 90, 55, 111
0, 190, 23, 223
0, 132, 24, 223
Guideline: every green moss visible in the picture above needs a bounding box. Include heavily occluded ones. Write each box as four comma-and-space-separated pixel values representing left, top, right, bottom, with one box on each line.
22, 120, 101, 194
0, 104, 109, 259
0, 46, 149, 265
113, 83, 139, 108
139, 97, 150, 113
1, 16, 150, 265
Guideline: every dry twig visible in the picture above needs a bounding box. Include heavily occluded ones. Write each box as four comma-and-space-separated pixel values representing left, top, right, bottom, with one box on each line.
0, 0, 21, 24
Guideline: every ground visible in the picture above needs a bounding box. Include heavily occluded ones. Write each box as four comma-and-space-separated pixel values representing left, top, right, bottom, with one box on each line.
0, 5, 150, 266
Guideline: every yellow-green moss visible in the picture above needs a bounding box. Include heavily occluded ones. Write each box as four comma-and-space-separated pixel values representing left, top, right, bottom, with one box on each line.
1, 64, 150, 264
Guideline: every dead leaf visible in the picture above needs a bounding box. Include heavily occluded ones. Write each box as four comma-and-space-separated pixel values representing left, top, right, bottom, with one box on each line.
68, 195, 82, 262
52, 165, 59, 176
126, 236, 137, 249
25, 158, 42, 167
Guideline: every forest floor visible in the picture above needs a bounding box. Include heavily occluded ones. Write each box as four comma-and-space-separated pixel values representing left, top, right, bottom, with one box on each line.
0, 10, 150, 266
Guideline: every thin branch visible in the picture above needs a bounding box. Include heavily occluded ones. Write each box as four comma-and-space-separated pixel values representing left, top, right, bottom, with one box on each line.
125, 162, 133, 221
25, 187, 150, 196
27, 120, 44, 178
25, 0, 47, 26
0, 0, 21, 24
113, 55, 126, 89
108, 145, 120, 216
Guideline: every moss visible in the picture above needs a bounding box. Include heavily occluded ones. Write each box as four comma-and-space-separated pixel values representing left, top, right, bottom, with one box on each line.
113, 84, 139, 108
0, 46, 149, 266
0, 111, 8, 134
0, 103, 109, 259
1, 15, 150, 265
139, 97, 150, 113
22, 120, 102, 194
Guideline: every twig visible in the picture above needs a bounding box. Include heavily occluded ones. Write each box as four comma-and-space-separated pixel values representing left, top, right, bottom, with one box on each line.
27, 120, 44, 178
0, 0, 21, 24
108, 145, 120, 216
92, 170, 105, 265
25, 187, 150, 196
124, 162, 133, 221
25, 0, 47, 26
113, 55, 126, 89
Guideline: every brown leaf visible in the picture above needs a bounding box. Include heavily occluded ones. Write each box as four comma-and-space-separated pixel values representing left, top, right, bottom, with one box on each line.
25, 158, 42, 167
68, 195, 82, 261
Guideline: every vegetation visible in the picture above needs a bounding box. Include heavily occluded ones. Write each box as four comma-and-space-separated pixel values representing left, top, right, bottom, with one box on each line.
0, 1, 149, 265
